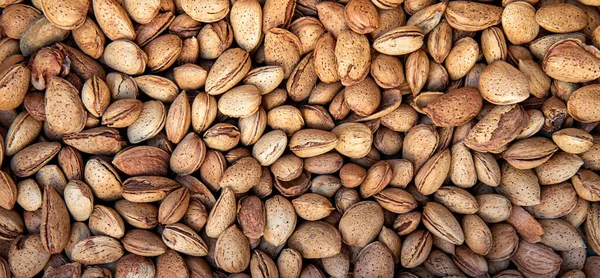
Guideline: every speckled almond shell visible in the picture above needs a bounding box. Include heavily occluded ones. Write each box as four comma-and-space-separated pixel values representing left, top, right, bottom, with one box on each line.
543, 39, 600, 83
71, 236, 124, 265
0, 4, 41, 39
338, 201, 384, 247
263, 0, 295, 32
290, 17, 325, 55
288, 221, 341, 258
501, 2, 538, 45
528, 182, 577, 219
144, 34, 182, 72
462, 214, 492, 256
214, 225, 250, 273
424, 87, 483, 128
497, 163, 540, 206
263, 195, 297, 246
332, 123, 372, 159
444, 1, 503, 32
114, 200, 158, 229
372, 26, 424, 56
478, 60, 530, 105
502, 137, 558, 170
344, 0, 379, 34
103, 40, 147, 75
540, 219, 585, 251
316, 2, 349, 38
170, 133, 205, 176
180, 0, 229, 23
423, 202, 465, 245
8, 235, 51, 278
313, 33, 340, 84
453, 244, 488, 276
449, 142, 477, 188
360, 160, 392, 198
434, 186, 479, 214
414, 149, 451, 195
401, 230, 432, 268
243, 66, 285, 95
162, 223, 208, 256
84, 157, 123, 202
505, 205, 544, 244
123, 0, 160, 24
45, 76, 87, 135
92, 0, 136, 41
374, 187, 417, 214
5, 111, 43, 157
476, 194, 512, 223
568, 84, 600, 123
112, 146, 169, 176
63, 180, 94, 222
0, 171, 17, 210
134, 75, 178, 103
218, 85, 261, 118
88, 205, 125, 239
535, 3, 586, 34
41, 186, 70, 254
205, 48, 252, 95
10, 142, 61, 178
230, 0, 262, 52
335, 30, 371, 86
464, 104, 529, 153
41, 0, 88, 30
486, 223, 519, 261
205, 188, 236, 238
534, 152, 583, 185
264, 28, 302, 79
287, 52, 318, 102
585, 203, 600, 254
156, 250, 189, 278
552, 128, 593, 154
292, 193, 334, 221
135, 12, 175, 47
354, 241, 395, 277
219, 157, 262, 194
512, 241, 562, 277
158, 187, 190, 225
289, 128, 338, 158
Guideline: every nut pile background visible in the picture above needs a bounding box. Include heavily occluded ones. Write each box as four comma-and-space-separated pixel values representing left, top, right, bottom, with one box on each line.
1, 0, 600, 277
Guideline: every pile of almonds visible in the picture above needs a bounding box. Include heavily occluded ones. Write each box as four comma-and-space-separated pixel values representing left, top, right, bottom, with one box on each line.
1, 0, 600, 277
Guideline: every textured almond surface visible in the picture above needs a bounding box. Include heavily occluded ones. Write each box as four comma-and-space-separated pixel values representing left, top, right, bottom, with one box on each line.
2, 0, 600, 276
